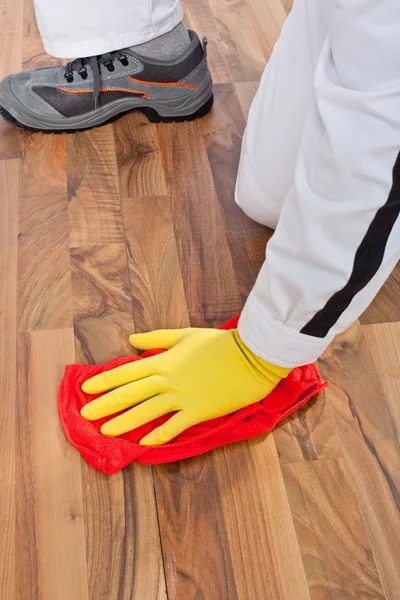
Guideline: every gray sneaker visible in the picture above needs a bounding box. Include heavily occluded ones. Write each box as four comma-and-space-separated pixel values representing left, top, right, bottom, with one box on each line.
0, 31, 213, 133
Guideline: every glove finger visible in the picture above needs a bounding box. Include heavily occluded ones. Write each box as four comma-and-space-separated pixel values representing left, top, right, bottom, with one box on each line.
80, 375, 164, 421
139, 411, 196, 446
129, 328, 194, 351
100, 392, 177, 437
82, 353, 163, 394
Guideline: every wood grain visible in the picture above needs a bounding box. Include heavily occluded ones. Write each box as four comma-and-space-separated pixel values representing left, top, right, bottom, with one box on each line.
23, 0, 40, 39
363, 323, 400, 434
0, 0, 22, 161
360, 264, 400, 324
282, 458, 384, 599
214, 435, 311, 600
320, 322, 400, 600
22, 38, 65, 70
273, 391, 342, 464
17, 193, 72, 331
184, 0, 232, 84
0, 0, 22, 77
70, 244, 133, 364
0, 120, 20, 160
115, 111, 168, 198
250, 0, 287, 60
235, 80, 259, 121
158, 119, 243, 326
67, 126, 125, 247
0, 160, 18, 600
16, 329, 89, 600
20, 131, 67, 199
154, 456, 239, 600
122, 195, 189, 333
82, 463, 167, 600
210, 0, 267, 82
0, 4, 21, 596
202, 83, 270, 301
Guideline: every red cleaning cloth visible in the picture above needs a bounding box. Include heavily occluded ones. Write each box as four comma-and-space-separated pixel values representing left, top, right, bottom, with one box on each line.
59, 316, 327, 474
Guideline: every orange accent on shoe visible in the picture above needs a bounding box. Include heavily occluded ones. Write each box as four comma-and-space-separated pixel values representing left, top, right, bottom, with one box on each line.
127, 76, 197, 89
57, 87, 148, 99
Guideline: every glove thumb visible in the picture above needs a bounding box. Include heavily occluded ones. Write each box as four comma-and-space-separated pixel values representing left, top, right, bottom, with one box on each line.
129, 328, 193, 350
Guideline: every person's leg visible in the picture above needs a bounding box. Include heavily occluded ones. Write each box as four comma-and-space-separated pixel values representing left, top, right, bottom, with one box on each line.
235, 0, 331, 229
34, 0, 185, 59
239, 0, 400, 367
0, 1, 213, 132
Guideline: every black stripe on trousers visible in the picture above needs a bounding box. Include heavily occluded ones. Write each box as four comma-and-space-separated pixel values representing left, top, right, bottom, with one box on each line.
301, 152, 400, 338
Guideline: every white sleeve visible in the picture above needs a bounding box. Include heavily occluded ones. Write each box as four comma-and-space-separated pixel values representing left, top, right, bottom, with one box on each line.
239, 0, 400, 367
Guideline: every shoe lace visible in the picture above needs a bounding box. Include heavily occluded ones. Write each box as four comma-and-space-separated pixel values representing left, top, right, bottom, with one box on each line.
64, 52, 129, 109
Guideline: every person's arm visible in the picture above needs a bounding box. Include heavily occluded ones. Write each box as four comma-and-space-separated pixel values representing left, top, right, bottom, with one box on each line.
239, 0, 400, 368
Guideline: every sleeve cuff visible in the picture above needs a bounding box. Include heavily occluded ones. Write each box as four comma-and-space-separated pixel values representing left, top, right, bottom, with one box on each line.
238, 294, 334, 368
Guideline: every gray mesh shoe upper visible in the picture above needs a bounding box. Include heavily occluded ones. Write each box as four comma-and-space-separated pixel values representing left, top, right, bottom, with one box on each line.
0, 31, 212, 130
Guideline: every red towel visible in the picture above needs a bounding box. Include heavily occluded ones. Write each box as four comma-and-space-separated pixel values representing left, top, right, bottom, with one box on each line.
58, 316, 327, 474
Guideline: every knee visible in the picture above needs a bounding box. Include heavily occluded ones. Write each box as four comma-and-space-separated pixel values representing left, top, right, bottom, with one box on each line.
235, 174, 280, 230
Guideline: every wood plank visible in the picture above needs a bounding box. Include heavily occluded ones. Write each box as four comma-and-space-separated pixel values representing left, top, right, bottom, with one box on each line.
201, 83, 271, 301
67, 126, 125, 247
182, 0, 232, 84
122, 195, 189, 332
22, 38, 64, 70
20, 131, 67, 199
214, 435, 311, 600
70, 243, 133, 364
210, 0, 267, 82
0, 160, 18, 600
360, 265, 400, 324
82, 463, 167, 600
0, 0, 22, 160
320, 321, 400, 600
158, 119, 242, 326
273, 391, 342, 465
363, 323, 400, 432
0, 120, 20, 160
16, 329, 89, 600
23, 0, 41, 39
154, 456, 240, 600
0, 0, 22, 77
282, 458, 384, 599
0, 4, 21, 597
234, 81, 259, 121
249, 0, 287, 60
17, 193, 72, 331
114, 112, 167, 199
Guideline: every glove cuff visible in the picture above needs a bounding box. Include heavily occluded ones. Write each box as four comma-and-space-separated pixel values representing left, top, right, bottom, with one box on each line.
234, 329, 292, 380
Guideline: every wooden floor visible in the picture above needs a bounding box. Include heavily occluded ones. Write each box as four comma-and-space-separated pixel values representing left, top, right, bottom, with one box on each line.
1, 0, 399, 598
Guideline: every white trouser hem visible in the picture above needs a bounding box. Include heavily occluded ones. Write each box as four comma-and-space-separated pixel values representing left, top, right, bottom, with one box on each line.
42, 8, 183, 58
238, 295, 333, 368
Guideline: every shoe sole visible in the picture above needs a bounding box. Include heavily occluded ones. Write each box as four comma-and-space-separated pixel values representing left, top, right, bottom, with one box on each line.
0, 93, 214, 134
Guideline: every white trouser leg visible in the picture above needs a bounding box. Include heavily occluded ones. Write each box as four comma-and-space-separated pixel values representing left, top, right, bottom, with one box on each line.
235, 0, 331, 229
238, 0, 400, 367
34, 0, 183, 58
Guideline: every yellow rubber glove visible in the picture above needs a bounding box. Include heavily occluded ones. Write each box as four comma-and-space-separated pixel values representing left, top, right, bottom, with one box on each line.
81, 328, 291, 445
